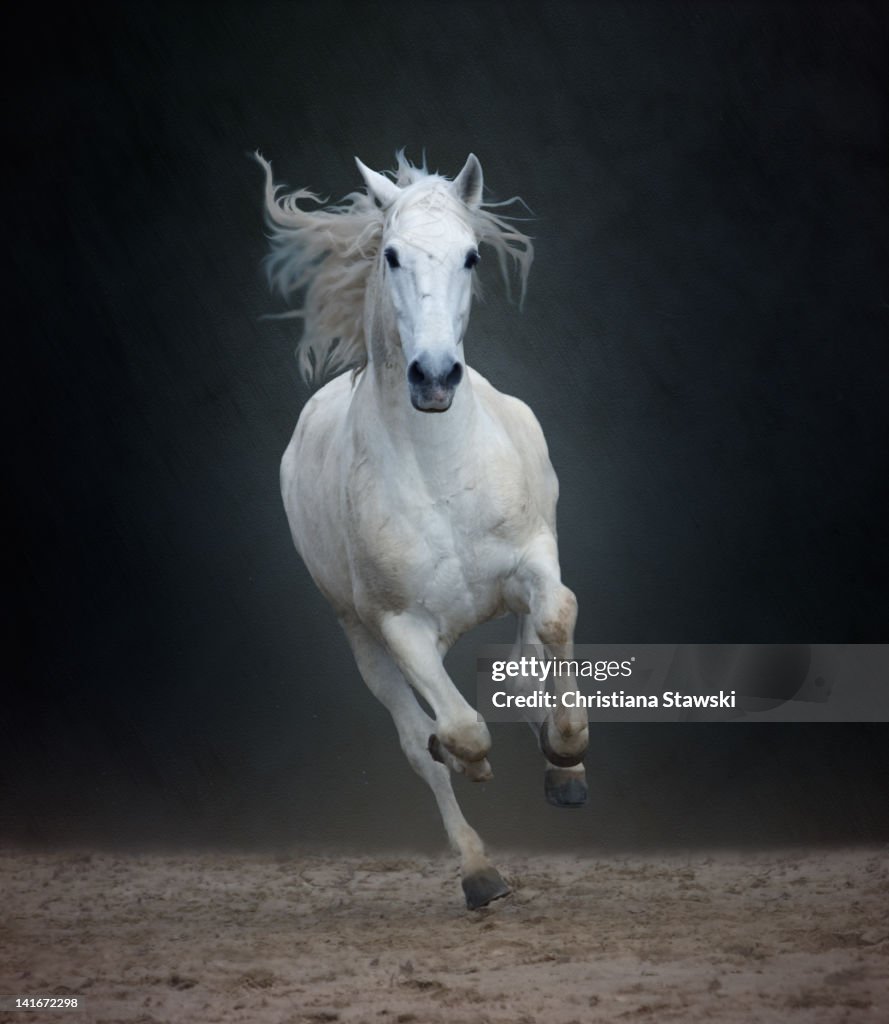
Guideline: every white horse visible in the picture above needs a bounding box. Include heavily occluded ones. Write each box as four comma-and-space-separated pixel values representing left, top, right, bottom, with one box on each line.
256, 151, 589, 908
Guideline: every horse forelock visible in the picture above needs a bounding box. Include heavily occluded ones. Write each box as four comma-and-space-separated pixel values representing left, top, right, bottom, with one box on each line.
256, 150, 534, 385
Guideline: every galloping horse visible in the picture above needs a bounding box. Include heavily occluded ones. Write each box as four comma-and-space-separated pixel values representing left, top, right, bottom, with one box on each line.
256, 152, 589, 908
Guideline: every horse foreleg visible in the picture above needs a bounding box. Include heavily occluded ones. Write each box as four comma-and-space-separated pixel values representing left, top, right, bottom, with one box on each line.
510, 615, 588, 808
378, 612, 492, 766
506, 537, 589, 768
343, 622, 509, 909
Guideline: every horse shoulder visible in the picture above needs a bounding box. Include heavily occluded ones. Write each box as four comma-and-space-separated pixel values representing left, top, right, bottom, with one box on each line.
280, 372, 357, 610
282, 373, 354, 490
469, 369, 560, 517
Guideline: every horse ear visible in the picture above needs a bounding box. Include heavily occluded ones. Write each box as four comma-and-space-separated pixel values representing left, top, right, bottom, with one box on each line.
452, 153, 484, 209
355, 157, 401, 209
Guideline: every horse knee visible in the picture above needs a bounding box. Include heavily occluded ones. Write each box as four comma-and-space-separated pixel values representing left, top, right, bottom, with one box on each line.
534, 584, 577, 647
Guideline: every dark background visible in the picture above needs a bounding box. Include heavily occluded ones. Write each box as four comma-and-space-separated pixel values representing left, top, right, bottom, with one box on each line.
6, 2, 888, 852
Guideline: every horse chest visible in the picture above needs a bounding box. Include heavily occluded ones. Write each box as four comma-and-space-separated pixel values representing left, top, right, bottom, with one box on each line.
347, 458, 531, 625
406, 497, 517, 625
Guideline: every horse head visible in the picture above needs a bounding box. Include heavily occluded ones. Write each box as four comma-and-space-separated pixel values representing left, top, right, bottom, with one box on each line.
356, 154, 484, 412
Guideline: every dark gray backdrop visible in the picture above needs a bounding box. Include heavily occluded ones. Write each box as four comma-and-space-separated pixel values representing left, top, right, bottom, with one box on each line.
7, 2, 888, 851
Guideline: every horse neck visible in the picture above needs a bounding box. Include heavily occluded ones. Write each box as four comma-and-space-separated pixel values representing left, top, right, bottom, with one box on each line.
361, 276, 479, 469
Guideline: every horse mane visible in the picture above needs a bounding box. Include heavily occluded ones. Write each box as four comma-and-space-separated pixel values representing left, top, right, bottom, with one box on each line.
255, 150, 534, 384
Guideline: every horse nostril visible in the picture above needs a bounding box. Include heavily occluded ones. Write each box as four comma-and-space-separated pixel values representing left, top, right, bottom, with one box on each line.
445, 362, 463, 389
408, 360, 426, 386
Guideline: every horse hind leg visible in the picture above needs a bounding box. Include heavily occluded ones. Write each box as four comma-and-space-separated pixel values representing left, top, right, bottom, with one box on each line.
343, 622, 509, 909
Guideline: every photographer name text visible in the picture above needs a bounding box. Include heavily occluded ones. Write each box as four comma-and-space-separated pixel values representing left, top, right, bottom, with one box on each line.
488, 656, 736, 709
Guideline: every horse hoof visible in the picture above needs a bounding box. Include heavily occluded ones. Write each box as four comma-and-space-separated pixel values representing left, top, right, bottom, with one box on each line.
544, 768, 588, 807
462, 867, 511, 910
428, 734, 446, 764
539, 720, 586, 768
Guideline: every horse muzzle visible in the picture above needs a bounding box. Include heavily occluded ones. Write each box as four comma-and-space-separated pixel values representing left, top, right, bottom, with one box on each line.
408, 358, 463, 413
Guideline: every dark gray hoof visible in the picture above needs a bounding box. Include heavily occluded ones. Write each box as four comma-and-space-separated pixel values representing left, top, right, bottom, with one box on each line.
428, 734, 446, 764
462, 867, 511, 910
539, 720, 586, 768
545, 768, 588, 807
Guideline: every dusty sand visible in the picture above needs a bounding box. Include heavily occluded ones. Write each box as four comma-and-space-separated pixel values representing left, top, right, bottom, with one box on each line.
2, 846, 887, 1023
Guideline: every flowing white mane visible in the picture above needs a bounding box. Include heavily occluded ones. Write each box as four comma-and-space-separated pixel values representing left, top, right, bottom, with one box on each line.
255, 151, 534, 383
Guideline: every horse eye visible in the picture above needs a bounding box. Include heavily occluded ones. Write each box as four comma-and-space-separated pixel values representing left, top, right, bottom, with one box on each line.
464, 249, 480, 270
384, 247, 400, 269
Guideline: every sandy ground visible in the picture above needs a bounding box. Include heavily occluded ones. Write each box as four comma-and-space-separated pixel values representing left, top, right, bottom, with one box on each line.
1, 847, 888, 1024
